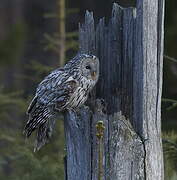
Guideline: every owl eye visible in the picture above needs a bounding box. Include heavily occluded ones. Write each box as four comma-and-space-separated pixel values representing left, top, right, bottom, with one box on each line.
85, 65, 91, 70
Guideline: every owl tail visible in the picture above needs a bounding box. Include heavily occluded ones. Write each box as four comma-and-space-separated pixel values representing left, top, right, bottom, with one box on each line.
24, 97, 56, 151
35, 116, 56, 152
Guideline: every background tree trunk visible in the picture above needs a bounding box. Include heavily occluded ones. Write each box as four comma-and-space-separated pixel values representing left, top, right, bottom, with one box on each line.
64, 0, 165, 179
58, 0, 65, 66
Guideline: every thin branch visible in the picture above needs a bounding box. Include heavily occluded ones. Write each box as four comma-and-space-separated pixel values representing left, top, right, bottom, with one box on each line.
162, 98, 177, 103
163, 138, 177, 151
164, 54, 177, 63
162, 98, 177, 110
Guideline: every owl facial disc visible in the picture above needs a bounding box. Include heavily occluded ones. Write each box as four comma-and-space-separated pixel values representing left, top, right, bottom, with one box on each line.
81, 55, 99, 81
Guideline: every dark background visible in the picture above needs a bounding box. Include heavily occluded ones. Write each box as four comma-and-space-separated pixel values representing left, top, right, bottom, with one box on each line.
0, 0, 176, 179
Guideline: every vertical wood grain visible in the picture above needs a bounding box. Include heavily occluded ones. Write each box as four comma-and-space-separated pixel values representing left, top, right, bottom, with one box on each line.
64, 1, 164, 179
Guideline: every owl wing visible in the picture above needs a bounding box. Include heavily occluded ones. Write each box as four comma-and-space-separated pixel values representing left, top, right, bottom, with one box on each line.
53, 79, 78, 111
25, 69, 79, 150
27, 69, 78, 114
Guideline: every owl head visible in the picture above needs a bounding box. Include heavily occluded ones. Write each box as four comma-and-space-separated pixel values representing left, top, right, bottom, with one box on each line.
79, 54, 99, 82
66, 54, 99, 82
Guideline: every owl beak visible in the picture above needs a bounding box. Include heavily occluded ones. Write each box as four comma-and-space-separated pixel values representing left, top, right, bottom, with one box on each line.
91, 71, 96, 80
93, 71, 96, 76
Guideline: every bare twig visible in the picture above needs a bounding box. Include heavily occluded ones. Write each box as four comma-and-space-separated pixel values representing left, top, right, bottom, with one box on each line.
163, 138, 177, 151
162, 98, 177, 110
164, 55, 177, 63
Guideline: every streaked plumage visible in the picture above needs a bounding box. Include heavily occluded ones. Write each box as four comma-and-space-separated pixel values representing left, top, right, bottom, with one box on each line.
24, 54, 99, 151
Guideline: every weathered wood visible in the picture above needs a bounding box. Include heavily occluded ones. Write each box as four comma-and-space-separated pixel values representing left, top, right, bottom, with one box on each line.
64, 1, 164, 179
64, 107, 92, 180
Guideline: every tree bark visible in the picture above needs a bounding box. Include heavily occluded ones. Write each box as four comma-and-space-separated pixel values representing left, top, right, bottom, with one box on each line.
64, 0, 165, 179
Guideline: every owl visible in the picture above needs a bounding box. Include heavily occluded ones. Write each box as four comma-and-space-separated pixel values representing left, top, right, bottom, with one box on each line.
24, 54, 99, 151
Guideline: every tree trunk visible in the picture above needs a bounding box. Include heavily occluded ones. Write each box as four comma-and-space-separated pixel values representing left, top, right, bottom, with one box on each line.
64, 0, 165, 179
58, 0, 65, 66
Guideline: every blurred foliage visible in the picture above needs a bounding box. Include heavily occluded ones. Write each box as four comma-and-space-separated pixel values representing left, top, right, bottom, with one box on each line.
0, 23, 26, 66
0, 67, 65, 179
162, 98, 177, 111
0, 3, 68, 179
0, 0, 80, 178
163, 132, 177, 180
44, 4, 79, 62
44, 31, 78, 61
0, 61, 65, 179
0, 124, 65, 180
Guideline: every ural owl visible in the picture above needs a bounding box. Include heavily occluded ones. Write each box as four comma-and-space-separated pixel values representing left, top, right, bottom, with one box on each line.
24, 54, 99, 151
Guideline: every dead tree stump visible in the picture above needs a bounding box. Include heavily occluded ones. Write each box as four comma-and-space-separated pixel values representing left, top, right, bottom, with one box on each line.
64, 0, 165, 179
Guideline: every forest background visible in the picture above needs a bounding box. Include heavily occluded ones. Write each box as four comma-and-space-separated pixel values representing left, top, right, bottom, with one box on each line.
0, 0, 177, 179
